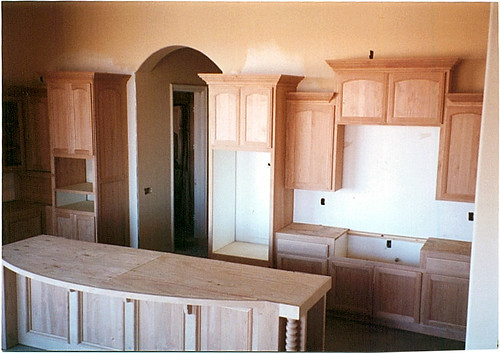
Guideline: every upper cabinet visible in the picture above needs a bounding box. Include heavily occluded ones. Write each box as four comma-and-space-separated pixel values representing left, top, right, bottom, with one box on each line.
436, 94, 482, 202
285, 92, 344, 191
327, 58, 459, 126
2, 94, 24, 171
201, 76, 275, 150
46, 75, 94, 156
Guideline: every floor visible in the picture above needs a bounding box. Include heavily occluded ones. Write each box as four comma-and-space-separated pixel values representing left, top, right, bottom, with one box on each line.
7, 313, 464, 352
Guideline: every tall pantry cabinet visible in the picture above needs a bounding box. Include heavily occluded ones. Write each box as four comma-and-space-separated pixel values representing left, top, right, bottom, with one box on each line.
199, 74, 303, 267
45, 72, 130, 246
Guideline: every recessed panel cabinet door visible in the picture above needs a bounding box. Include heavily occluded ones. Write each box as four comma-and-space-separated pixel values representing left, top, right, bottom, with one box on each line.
48, 84, 72, 154
71, 83, 93, 155
337, 72, 387, 124
437, 98, 482, 202
209, 86, 240, 147
373, 266, 422, 324
285, 100, 334, 190
388, 71, 445, 125
240, 87, 273, 148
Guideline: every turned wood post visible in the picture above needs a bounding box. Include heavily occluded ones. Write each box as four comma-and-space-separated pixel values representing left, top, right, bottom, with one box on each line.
285, 318, 300, 351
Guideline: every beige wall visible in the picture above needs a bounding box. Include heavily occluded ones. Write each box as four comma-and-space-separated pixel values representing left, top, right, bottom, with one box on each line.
135, 48, 220, 250
2, 2, 489, 91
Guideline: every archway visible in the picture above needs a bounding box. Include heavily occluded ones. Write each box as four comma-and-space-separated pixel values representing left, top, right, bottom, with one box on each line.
135, 46, 221, 253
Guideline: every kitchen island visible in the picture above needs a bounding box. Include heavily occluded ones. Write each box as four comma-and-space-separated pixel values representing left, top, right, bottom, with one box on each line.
2, 235, 330, 351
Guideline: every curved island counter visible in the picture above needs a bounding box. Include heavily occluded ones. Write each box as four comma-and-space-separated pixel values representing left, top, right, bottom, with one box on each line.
2, 235, 331, 351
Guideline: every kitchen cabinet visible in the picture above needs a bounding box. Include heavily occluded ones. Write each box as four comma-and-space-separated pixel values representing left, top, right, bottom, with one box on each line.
205, 79, 273, 150
327, 57, 458, 126
54, 209, 95, 242
285, 92, 344, 191
373, 266, 421, 324
331, 258, 374, 316
2, 94, 24, 171
2, 200, 42, 245
436, 93, 482, 202
24, 88, 50, 172
44, 72, 130, 246
420, 238, 471, 341
276, 223, 347, 275
199, 74, 303, 267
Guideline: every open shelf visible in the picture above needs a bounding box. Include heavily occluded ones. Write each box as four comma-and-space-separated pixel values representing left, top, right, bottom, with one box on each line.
56, 200, 94, 214
56, 182, 93, 195
213, 241, 269, 262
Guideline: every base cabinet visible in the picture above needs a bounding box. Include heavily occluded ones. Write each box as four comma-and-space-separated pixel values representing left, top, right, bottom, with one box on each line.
420, 274, 469, 333
373, 267, 422, 324
330, 259, 374, 315
55, 211, 95, 243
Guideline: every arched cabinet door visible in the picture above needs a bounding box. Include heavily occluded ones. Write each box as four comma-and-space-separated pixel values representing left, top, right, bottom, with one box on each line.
336, 71, 387, 125
240, 86, 273, 149
209, 86, 240, 148
436, 93, 482, 202
388, 71, 445, 126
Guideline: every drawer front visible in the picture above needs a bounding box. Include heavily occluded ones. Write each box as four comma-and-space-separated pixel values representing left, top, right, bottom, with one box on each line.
425, 257, 470, 278
276, 238, 329, 259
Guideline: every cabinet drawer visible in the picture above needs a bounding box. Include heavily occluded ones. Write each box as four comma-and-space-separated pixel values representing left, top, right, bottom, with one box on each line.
276, 238, 329, 258
425, 257, 470, 278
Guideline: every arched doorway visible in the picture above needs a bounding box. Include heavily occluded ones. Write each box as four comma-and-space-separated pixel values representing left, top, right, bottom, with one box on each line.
135, 46, 221, 255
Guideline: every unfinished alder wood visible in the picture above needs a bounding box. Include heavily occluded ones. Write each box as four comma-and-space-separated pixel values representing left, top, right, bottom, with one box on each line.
327, 57, 458, 126
373, 266, 422, 324
436, 93, 482, 202
54, 210, 95, 242
2, 235, 330, 351
388, 71, 445, 125
336, 72, 386, 124
24, 89, 50, 172
331, 258, 374, 316
199, 74, 303, 266
285, 92, 342, 190
241, 86, 273, 148
45, 72, 130, 246
2, 201, 42, 245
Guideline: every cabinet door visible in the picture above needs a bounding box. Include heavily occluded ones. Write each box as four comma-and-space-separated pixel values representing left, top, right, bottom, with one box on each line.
3, 97, 24, 170
209, 86, 240, 147
240, 86, 273, 149
55, 211, 75, 239
421, 273, 469, 334
285, 100, 335, 190
436, 104, 482, 202
373, 267, 422, 324
25, 94, 51, 172
336, 72, 387, 124
71, 83, 93, 156
277, 253, 328, 275
331, 259, 374, 315
388, 71, 445, 126
55, 211, 95, 242
75, 214, 96, 242
48, 83, 72, 155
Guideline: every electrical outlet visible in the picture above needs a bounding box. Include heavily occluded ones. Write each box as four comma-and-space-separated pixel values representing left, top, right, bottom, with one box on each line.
320, 198, 325, 206
468, 212, 474, 221
386, 240, 392, 248
144, 187, 152, 195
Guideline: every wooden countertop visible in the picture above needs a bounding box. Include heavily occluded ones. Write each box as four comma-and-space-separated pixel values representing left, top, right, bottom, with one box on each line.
420, 237, 471, 261
2, 235, 331, 319
276, 222, 348, 239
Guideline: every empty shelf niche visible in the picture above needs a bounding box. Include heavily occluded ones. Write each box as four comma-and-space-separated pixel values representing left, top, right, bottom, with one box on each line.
212, 149, 271, 261
54, 157, 94, 213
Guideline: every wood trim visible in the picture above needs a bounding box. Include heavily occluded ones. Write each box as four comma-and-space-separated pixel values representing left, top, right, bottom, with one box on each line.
326, 57, 459, 71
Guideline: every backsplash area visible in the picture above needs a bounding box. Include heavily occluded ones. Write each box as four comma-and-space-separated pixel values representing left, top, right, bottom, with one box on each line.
293, 125, 474, 242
